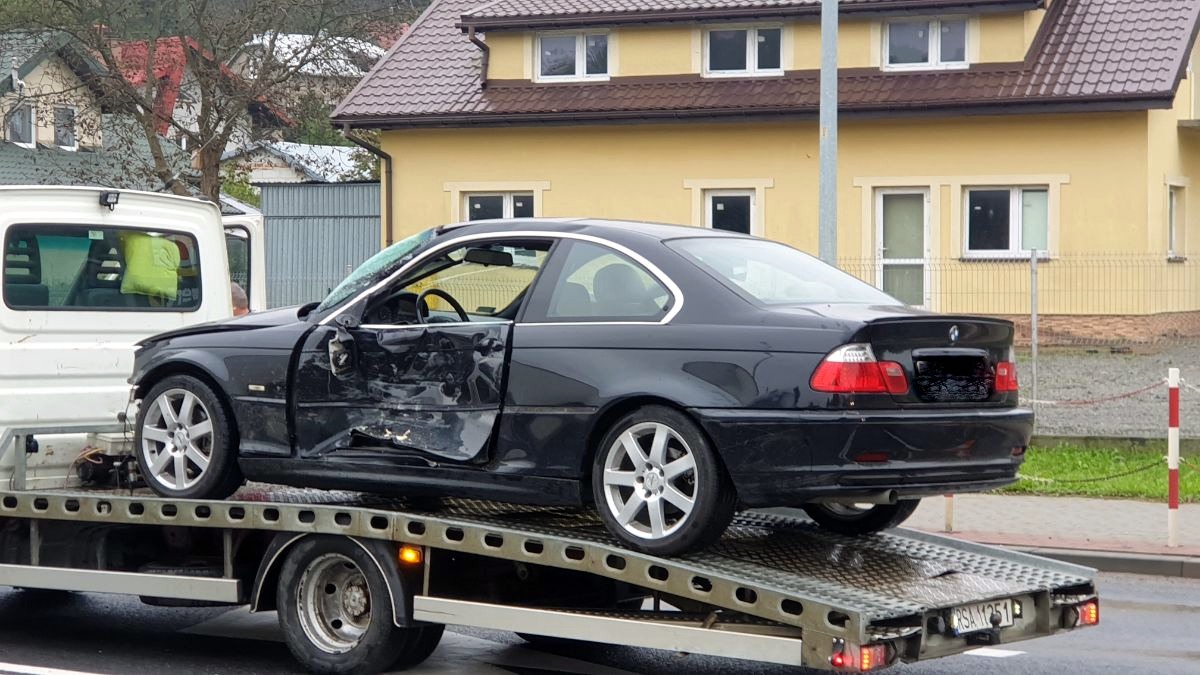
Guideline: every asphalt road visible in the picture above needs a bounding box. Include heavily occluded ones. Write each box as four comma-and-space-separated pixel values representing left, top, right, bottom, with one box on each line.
0, 572, 1194, 675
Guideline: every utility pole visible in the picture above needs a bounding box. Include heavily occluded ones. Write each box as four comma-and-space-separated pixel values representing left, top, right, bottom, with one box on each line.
818, 0, 839, 265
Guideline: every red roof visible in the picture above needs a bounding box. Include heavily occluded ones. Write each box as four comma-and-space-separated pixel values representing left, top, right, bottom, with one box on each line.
333, 0, 1200, 127
112, 37, 291, 135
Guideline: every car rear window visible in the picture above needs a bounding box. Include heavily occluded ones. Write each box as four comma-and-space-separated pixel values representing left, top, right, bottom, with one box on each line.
668, 237, 899, 306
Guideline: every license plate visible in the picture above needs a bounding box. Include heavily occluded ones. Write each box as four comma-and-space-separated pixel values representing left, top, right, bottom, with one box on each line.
949, 599, 1015, 635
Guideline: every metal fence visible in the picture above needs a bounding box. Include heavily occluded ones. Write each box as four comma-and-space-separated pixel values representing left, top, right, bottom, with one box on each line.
838, 253, 1200, 346
261, 182, 380, 308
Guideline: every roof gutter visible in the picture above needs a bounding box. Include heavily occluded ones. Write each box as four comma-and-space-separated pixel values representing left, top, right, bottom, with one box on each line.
342, 124, 395, 247
467, 26, 489, 89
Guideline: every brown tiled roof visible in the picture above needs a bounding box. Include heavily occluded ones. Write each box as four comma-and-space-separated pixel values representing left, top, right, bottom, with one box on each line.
461, 0, 1039, 31
333, 0, 1200, 127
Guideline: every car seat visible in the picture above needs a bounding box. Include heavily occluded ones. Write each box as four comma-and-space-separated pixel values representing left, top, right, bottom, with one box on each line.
4, 233, 50, 307
72, 239, 149, 308
550, 281, 593, 317
593, 264, 655, 317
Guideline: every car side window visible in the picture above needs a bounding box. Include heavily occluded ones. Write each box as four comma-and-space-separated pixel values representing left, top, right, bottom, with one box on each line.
3, 224, 202, 312
530, 240, 671, 322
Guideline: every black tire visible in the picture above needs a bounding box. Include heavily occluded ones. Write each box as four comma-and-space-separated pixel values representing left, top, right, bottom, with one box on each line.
591, 405, 735, 556
802, 499, 921, 535
133, 374, 242, 499
276, 536, 443, 674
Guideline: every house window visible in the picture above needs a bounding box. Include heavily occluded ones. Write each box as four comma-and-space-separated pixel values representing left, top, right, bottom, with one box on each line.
7, 104, 35, 147
885, 18, 968, 70
536, 32, 609, 81
1169, 185, 1186, 259
705, 27, 783, 76
705, 190, 755, 235
465, 193, 535, 221
965, 187, 1048, 257
54, 107, 77, 150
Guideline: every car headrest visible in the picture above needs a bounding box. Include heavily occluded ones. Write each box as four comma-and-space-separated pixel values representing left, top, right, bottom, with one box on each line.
594, 263, 647, 302
5, 233, 41, 284
464, 248, 513, 267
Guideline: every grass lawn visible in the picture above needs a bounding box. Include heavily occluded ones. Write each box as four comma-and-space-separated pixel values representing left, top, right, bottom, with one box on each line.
1000, 444, 1200, 503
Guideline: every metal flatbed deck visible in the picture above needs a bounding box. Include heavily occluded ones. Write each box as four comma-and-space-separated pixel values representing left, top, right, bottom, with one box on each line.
0, 484, 1098, 670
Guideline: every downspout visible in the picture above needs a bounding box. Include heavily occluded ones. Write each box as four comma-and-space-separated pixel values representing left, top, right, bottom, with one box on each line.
342, 124, 395, 247
467, 26, 489, 89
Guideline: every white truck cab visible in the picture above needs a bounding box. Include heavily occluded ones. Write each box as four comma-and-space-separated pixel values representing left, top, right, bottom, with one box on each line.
0, 186, 265, 487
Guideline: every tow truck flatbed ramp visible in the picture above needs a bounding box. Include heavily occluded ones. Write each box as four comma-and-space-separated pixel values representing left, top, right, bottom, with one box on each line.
0, 485, 1098, 672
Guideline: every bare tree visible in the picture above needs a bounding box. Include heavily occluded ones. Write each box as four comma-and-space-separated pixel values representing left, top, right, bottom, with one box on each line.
2, 0, 416, 199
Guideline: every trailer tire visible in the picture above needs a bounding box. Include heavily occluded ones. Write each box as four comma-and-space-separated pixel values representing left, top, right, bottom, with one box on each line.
592, 405, 735, 555
276, 536, 441, 674
134, 374, 242, 499
802, 499, 921, 535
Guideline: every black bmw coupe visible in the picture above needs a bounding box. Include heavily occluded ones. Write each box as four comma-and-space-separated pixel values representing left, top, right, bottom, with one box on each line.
131, 218, 1032, 554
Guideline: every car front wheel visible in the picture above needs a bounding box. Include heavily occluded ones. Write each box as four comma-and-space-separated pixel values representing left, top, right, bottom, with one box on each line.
134, 374, 243, 499
592, 406, 735, 556
802, 500, 921, 535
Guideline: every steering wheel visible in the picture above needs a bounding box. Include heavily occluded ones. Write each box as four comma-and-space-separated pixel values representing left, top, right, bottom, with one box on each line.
415, 288, 470, 323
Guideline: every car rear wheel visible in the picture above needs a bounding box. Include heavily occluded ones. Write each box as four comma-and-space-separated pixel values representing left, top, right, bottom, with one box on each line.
134, 374, 242, 499
592, 406, 735, 556
802, 500, 921, 535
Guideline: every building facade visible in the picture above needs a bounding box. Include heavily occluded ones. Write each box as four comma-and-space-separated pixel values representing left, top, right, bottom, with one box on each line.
334, 0, 1200, 340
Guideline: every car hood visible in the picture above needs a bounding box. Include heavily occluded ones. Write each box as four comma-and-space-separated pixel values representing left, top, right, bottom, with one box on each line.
136, 305, 306, 346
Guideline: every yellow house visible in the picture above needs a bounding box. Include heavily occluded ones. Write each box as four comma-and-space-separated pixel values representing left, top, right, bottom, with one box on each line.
2, 32, 104, 151
334, 0, 1200, 342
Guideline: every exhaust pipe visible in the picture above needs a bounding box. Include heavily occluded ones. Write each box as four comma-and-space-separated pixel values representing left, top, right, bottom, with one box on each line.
814, 490, 899, 506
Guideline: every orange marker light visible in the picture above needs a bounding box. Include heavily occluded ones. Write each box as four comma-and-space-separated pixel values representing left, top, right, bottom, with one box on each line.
399, 545, 423, 565
1078, 600, 1100, 626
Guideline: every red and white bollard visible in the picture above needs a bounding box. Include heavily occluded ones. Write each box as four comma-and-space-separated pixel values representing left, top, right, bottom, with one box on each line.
1168, 368, 1180, 548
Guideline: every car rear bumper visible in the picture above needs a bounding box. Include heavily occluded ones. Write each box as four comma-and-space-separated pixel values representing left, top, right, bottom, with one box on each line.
690, 407, 1033, 508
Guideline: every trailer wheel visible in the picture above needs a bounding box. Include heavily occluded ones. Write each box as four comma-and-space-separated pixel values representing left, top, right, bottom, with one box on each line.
592, 406, 735, 555
277, 536, 442, 674
802, 499, 921, 535
134, 374, 242, 499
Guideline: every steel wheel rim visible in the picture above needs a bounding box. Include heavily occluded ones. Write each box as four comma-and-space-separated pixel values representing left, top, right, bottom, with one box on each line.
140, 388, 215, 491
602, 422, 698, 541
297, 553, 371, 654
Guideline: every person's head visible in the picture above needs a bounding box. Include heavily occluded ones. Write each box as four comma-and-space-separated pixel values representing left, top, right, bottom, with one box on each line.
231, 282, 249, 316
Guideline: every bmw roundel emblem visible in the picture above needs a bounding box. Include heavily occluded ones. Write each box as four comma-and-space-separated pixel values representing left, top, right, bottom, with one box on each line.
949, 325, 960, 343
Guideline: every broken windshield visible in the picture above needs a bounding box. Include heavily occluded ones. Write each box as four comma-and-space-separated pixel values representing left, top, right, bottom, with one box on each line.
318, 229, 434, 312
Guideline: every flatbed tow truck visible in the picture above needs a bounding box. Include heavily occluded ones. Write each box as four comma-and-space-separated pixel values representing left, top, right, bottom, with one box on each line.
0, 426, 1099, 674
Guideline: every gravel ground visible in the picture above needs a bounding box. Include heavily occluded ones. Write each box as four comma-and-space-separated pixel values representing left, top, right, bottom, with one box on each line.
1023, 341, 1200, 438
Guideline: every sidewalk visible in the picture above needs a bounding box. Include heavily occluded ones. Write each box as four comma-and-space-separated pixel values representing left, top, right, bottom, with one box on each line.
906, 493, 1200, 576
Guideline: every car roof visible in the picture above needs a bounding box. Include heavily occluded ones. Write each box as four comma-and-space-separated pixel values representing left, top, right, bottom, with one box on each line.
435, 217, 756, 244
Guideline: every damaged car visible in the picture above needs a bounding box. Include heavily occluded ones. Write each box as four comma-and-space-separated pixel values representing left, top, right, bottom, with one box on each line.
130, 218, 1032, 555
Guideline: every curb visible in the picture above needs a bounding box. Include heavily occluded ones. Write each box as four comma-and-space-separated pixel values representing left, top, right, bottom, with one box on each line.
1012, 546, 1200, 579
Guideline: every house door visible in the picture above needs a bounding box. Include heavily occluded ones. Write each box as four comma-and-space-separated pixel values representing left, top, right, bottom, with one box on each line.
876, 189, 929, 307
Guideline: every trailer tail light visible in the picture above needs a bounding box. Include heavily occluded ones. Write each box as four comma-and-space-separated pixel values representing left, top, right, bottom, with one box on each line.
811, 344, 909, 395
1078, 600, 1100, 626
830, 640, 890, 671
994, 361, 1019, 393
399, 545, 423, 565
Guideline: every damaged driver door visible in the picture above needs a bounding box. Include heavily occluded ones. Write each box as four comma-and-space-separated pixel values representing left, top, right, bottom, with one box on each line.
293, 239, 549, 465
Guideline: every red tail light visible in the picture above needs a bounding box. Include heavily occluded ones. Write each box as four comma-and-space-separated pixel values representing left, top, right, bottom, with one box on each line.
995, 361, 1019, 393
1078, 599, 1100, 626
811, 344, 909, 395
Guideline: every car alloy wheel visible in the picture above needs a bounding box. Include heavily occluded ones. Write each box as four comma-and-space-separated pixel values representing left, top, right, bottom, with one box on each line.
601, 422, 699, 541
140, 388, 216, 491
297, 553, 372, 654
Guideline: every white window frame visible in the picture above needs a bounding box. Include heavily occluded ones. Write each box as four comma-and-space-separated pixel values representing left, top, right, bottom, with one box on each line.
462, 192, 537, 221
962, 186, 1049, 259
534, 31, 610, 83
704, 189, 757, 236
53, 105, 78, 151
703, 25, 784, 78
1168, 183, 1187, 260
882, 17, 969, 72
8, 103, 36, 149
875, 187, 932, 308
